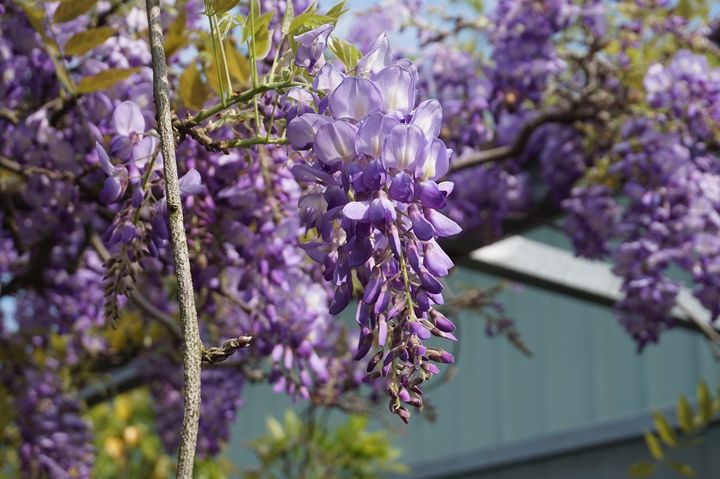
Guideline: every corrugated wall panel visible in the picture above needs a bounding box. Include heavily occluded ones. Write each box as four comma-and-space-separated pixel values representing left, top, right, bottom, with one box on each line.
225, 228, 719, 473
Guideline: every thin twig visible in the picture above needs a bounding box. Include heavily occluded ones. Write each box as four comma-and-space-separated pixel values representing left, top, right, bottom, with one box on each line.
445, 109, 597, 177
145, 1, 203, 476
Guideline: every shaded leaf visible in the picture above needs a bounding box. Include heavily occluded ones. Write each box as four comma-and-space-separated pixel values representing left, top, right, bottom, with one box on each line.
179, 64, 209, 110
326, 0, 349, 19
698, 380, 712, 424
65, 27, 116, 56
53, 0, 97, 23
667, 460, 696, 477
164, 7, 188, 58
629, 462, 656, 478
644, 432, 663, 460
677, 395, 694, 435
210, 0, 239, 14
246, 12, 273, 60
652, 411, 677, 447
76, 68, 141, 93
223, 39, 251, 86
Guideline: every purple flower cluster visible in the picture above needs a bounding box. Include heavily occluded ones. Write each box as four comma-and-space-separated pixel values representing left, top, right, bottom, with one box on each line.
14, 362, 95, 479
288, 31, 461, 421
644, 50, 720, 141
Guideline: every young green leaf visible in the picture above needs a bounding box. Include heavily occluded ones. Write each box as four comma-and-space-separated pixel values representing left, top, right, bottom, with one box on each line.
644, 431, 664, 460
64, 27, 116, 56
676, 395, 695, 435
209, 0, 239, 14
281, 0, 294, 35
629, 462, 656, 478
326, 0, 349, 19
667, 460, 696, 477
328, 36, 361, 71
698, 380, 712, 424
53, 0, 98, 23
652, 411, 677, 447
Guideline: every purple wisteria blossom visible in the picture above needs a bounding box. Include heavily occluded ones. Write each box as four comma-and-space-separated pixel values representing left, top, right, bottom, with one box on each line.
288, 31, 461, 422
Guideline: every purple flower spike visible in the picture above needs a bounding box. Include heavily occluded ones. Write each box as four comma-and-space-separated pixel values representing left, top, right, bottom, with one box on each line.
411, 99, 443, 140
356, 112, 400, 158
287, 113, 331, 150
330, 77, 384, 121
313, 120, 357, 167
356, 33, 392, 76
383, 124, 426, 171
294, 24, 333, 72
374, 65, 417, 115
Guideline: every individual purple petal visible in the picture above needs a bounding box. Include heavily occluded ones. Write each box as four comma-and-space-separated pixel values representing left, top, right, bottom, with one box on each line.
438, 181, 454, 195
407, 321, 431, 340
378, 315, 388, 346
110, 134, 133, 161
388, 172, 414, 203
99, 176, 123, 204
132, 135, 158, 168
417, 138, 450, 179
359, 161, 384, 193
368, 194, 396, 225
179, 168, 204, 196
113, 100, 145, 136
383, 124, 426, 171
420, 271, 443, 294
411, 99, 443, 140
356, 33, 392, 76
363, 272, 383, 304
354, 327, 374, 360
95, 142, 114, 175
342, 201, 370, 221
329, 282, 351, 315
373, 65, 417, 115
388, 224, 402, 258
415, 180, 447, 209
425, 208, 462, 237
291, 164, 335, 185
349, 236, 372, 266
424, 239, 454, 277
356, 112, 400, 158
313, 63, 345, 94
294, 24, 333, 71
287, 113, 331, 150
329, 77, 383, 121
409, 204, 434, 240
432, 311, 456, 333
313, 120, 358, 167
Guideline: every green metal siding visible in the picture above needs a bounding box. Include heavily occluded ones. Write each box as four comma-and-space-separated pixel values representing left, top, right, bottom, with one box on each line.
225, 228, 719, 475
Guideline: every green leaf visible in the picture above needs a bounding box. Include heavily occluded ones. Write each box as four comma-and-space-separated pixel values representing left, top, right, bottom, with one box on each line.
209, 0, 239, 14
326, 0, 349, 19
328, 36, 361, 71
667, 460, 696, 477
281, 0, 294, 35
64, 27, 116, 56
246, 12, 273, 60
644, 432, 664, 460
76, 68, 141, 93
179, 64, 209, 110
698, 381, 713, 425
629, 462, 657, 478
266, 416, 284, 440
677, 395, 695, 435
223, 39, 251, 87
652, 411, 677, 447
53, 0, 98, 23
676, 0, 693, 18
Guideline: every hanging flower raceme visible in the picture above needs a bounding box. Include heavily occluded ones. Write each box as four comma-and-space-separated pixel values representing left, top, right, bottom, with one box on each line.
287, 30, 462, 422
